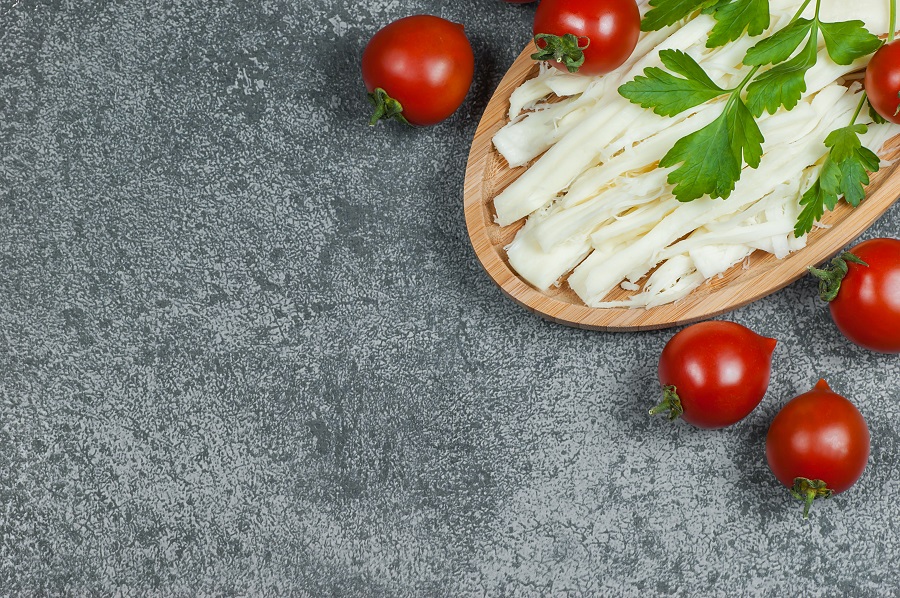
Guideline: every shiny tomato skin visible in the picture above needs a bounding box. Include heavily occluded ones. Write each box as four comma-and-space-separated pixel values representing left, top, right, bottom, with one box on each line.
865, 40, 900, 124
829, 238, 900, 353
658, 321, 777, 429
361, 15, 474, 126
533, 0, 640, 75
766, 380, 869, 494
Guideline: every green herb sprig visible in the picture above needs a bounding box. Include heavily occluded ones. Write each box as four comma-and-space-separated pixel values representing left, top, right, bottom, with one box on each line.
642, 0, 771, 47
794, 100, 880, 236
619, 0, 884, 228
793, 0, 897, 236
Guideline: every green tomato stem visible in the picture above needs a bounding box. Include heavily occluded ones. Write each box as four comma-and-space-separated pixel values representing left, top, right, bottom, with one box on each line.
531, 33, 590, 73
808, 251, 868, 302
788, 477, 834, 519
649, 385, 684, 421
367, 88, 410, 127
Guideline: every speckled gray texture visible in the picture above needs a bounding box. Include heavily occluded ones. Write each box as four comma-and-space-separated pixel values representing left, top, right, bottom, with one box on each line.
2, 0, 900, 595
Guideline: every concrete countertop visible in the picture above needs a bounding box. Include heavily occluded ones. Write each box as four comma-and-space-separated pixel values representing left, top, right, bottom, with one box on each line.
3, 0, 899, 595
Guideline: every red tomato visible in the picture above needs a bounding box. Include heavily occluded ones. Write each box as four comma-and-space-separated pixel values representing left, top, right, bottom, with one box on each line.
810, 239, 900, 353
652, 321, 777, 429
361, 16, 474, 126
865, 40, 900, 124
766, 380, 870, 518
531, 0, 640, 75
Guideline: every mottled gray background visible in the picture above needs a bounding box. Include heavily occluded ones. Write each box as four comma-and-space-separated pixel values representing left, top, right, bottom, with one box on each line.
2, 0, 900, 596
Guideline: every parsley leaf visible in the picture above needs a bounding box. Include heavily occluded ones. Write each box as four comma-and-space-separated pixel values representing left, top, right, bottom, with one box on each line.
826, 125, 880, 204
727, 97, 764, 169
659, 97, 763, 201
641, 0, 708, 31
794, 124, 880, 236
660, 49, 720, 85
628, 0, 884, 222
706, 0, 770, 48
818, 20, 883, 65
795, 180, 828, 237
618, 50, 726, 116
700, 0, 731, 15
745, 32, 817, 116
869, 103, 888, 125
660, 111, 739, 201
743, 18, 813, 66
817, 158, 844, 210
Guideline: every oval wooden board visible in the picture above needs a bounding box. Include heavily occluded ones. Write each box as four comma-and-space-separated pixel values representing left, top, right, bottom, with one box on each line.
463, 44, 900, 331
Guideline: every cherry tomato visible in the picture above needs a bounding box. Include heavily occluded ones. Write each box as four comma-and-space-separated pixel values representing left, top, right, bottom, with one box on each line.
361, 15, 474, 127
766, 380, 870, 518
810, 239, 900, 353
531, 0, 640, 76
652, 321, 777, 429
865, 40, 900, 124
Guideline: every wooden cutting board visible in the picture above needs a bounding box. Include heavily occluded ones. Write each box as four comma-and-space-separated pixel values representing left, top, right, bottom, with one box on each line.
463, 45, 900, 331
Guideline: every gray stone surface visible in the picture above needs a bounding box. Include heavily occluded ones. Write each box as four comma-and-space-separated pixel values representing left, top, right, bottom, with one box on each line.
2, 0, 900, 595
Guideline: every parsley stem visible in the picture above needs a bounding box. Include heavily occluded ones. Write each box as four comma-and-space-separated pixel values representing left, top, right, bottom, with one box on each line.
890, 0, 896, 43
729, 65, 760, 95
850, 92, 867, 124
789, 0, 815, 23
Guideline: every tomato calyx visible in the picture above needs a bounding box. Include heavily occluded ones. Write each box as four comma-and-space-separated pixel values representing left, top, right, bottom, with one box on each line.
367, 88, 410, 127
808, 251, 868, 302
531, 33, 591, 73
789, 477, 834, 519
649, 385, 684, 421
